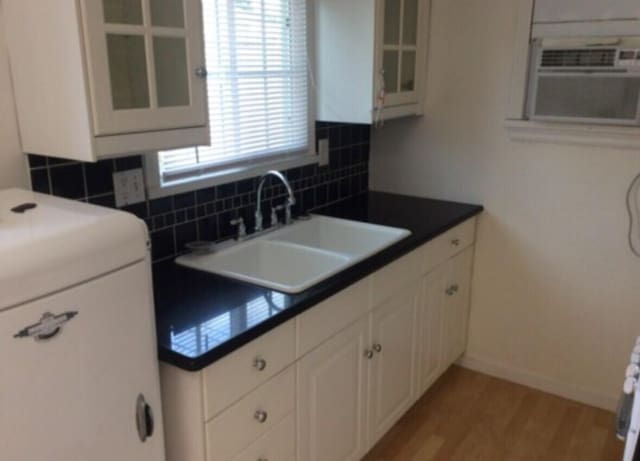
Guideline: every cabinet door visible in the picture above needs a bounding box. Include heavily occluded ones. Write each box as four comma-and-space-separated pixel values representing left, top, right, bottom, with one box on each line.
297, 317, 369, 461
0, 263, 164, 461
416, 264, 448, 396
442, 246, 474, 367
377, 0, 427, 108
367, 282, 419, 446
82, 0, 207, 136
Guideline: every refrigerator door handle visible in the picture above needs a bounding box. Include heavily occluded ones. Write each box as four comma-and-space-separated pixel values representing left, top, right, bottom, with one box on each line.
13, 311, 78, 341
135, 394, 154, 443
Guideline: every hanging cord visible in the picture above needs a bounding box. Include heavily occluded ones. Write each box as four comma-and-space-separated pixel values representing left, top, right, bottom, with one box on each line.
374, 68, 386, 129
627, 172, 640, 258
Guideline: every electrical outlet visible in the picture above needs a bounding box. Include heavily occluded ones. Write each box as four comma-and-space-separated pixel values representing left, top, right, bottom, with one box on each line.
113, 169, 146, 208
318, 138, 329, 167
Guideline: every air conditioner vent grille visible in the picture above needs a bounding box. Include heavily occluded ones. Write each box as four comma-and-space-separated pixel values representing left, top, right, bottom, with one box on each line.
540, 49, 617, 68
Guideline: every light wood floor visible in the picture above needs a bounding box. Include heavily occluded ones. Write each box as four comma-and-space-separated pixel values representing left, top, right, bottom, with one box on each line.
363, 366, 624, 461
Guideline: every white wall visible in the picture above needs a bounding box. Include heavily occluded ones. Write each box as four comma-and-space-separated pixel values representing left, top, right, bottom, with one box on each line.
371, 0, 640, 410
0, 5, 28, 190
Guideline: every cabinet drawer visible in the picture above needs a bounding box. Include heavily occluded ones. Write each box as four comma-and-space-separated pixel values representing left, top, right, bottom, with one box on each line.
296, 277, 370, 357
423, 218, 476, 274
206, 367, 295, 461
230, 412, 295, 461
371, 249, 423, 306
203, 320, 295, 419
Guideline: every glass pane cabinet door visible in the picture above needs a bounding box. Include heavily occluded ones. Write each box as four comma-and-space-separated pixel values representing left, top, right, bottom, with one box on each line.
150, 0, 185, 27
82, 0, 207, 136
106, 34, 151, 110
153, 36, 190, 107
383, 50, 400, 94
103, 0, 144, 24
401, 50, 416, 91
380, 0, 422, 106
402, 0, 418, 46
383, 0, 401, 48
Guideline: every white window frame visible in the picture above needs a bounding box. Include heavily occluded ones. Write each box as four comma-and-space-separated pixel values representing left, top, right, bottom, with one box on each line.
146, 0, 317, 199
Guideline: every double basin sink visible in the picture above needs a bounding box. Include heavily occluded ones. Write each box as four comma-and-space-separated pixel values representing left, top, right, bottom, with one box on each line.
176, 215, 411, 293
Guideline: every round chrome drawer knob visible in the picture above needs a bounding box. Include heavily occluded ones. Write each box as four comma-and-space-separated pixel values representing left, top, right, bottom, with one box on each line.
254, 410, 268, 423
364, 349, 374, 359
372, 343, 382, 353
253, 357, 267, 371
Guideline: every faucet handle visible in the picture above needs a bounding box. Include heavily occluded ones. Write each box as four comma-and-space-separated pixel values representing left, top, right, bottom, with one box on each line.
230, 218, 246, 240
284, 200, 294, 225
271, 205, 284, 227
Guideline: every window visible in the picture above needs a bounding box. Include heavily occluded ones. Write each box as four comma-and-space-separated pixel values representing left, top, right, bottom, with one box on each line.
151, 0, 313, 192
169, 293, 287, 357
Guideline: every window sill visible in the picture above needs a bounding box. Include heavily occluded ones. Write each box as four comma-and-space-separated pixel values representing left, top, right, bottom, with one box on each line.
505, 119, 640, 150
146, 153, 318, 199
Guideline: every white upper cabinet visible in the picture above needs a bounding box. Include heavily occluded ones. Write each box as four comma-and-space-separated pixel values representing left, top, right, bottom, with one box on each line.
315, 0, 430, 124
533, 0, 640, 23
84, 0, 208, 136
3, 0, 209, 162
378, 0, 423, 109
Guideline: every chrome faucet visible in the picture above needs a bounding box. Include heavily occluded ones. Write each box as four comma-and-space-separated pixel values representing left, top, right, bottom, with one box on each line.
255, 170, 296, 232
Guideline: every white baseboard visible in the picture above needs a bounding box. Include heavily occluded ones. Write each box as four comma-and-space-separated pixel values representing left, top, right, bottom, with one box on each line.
458, 353, 619, 412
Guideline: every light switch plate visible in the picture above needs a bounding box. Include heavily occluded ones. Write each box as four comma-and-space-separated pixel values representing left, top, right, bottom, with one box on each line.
318, 138, 329, 167
113, 169, 146, 208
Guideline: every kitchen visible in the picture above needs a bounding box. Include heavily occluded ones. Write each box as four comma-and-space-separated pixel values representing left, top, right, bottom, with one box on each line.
1, 0, 639, 460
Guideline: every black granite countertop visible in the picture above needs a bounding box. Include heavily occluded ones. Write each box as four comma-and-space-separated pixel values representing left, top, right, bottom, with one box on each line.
153, 191, 483, 371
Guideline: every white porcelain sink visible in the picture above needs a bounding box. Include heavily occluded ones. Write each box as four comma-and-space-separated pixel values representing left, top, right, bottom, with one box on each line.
268, 215, 411, 259
177, 239, 350, 293
176, 215, 410, 293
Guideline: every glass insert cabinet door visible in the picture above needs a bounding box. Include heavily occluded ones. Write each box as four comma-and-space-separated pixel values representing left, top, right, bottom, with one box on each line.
378, 0, 424, 107
82, 0, 207, 136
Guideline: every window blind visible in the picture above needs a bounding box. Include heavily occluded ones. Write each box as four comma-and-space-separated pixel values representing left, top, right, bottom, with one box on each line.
159, 0, 309, 185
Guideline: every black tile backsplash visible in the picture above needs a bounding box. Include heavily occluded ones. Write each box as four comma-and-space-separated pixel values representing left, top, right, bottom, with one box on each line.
30, 168, 50, 194
84, 160, 114, 196
28, 122, 371, 263
50, 164, 86, 199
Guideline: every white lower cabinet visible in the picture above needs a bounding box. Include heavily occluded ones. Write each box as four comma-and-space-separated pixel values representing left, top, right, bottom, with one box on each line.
416, 246, 475, 395
296, 280, 422, 461
297, 317, 370, 461
367, 285, 419, 446
206, 367, 295, 461
161, 218, 477, 461
231, 413, 296, 461
441, 247, 474, 368
203, 320, 296, 420
417, 263, 448, 396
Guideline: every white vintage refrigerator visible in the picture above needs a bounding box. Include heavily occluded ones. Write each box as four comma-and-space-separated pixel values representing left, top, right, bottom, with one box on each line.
0, 188, 165, 461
